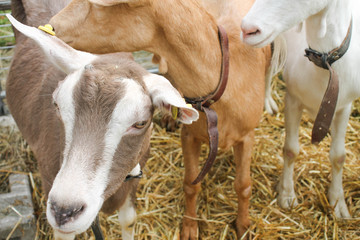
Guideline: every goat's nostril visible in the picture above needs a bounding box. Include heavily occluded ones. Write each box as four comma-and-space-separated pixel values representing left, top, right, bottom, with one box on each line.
241, 23, 261, 38
68, 205, 85, 220
252, 29, 261, 35
242, 28, 261, 37
50, 201, 86, 226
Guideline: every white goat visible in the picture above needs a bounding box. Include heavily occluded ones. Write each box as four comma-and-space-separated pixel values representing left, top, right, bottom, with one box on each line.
241, 0, 360, 218
7, 13, 198, 240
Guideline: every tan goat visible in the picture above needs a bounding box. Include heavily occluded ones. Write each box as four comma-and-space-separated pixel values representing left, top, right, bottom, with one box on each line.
49, 0, 271, 238
6, 1, 198, 239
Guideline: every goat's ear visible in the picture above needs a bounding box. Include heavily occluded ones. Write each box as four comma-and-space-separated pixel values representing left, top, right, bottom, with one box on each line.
143, 74, 199, 124
89, 0, 141, 6
7, 14, 96, 74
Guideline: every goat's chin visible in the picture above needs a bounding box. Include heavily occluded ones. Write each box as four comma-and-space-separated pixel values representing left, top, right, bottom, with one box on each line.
53, 230, 76, 240
46, 198, 104, 236
241, 31, 275, 48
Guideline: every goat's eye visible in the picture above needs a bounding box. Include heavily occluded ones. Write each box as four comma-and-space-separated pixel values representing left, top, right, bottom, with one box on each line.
133, 120, 148, 129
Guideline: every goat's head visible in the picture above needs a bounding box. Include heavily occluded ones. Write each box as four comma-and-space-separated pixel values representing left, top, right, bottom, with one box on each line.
241, 0, 329, 47
8, 14, 198, 236
48, 0, 158, 54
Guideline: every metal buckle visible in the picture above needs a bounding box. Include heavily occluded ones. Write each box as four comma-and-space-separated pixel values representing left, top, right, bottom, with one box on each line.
124, 170, 143, 182
305, 48, 329, 69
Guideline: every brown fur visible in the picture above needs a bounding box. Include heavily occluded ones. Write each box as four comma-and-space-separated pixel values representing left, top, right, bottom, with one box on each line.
7, 0, 152, 235
50, 0, 271, 238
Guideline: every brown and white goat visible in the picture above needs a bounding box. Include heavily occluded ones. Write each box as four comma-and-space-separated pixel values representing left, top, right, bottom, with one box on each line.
6, 6, 198, 240
49, 0, 272, 238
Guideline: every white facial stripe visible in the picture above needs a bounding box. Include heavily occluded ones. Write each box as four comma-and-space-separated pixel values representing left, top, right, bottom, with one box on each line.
94, 78, 150, 192
56, 69, 84, 167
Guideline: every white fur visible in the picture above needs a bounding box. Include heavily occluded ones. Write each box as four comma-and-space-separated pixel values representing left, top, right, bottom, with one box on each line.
242, 0, 360, 218
129, 164, 141, 176
118, 195, 137, 240
55, 70, 82, 167
240, 0, 329, 47
53, 230, 76, 240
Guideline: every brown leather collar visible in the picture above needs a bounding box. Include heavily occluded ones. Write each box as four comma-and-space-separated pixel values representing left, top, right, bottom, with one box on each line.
185, 25, 229, 184
304, 18, 352, 144
185, 25, 229, 109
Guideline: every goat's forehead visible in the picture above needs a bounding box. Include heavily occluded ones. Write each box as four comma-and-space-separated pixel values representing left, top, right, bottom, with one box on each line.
56, 63, 147, 99
58, 69, 151, 117
113, 78, 152, 118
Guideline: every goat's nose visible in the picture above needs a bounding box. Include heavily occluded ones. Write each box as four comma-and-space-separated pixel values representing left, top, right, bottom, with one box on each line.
241, 22, 261, 38
50, 201, 86, 226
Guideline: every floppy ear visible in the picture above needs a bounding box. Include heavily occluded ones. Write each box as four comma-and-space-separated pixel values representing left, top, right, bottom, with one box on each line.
7, 14, 97, 74
89, 0, 139, 6
143, 74, 199, 124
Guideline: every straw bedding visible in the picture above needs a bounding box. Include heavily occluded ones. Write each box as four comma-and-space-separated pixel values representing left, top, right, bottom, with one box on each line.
1, 76, 359, 239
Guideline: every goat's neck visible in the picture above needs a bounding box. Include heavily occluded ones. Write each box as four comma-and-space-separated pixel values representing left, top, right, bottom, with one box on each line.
148, 1, 222, 98
305, 0, 352, 52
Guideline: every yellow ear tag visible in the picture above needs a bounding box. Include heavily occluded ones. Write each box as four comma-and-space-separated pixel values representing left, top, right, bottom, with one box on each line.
38, 24, 55, 36
171, 106, 179, 120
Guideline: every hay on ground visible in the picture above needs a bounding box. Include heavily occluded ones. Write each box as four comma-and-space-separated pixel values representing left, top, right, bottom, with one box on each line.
0, 76, 360, 239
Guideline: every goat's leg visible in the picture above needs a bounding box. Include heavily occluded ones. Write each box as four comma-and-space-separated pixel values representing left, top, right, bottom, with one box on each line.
277, 93, 302, 209
118, 194, 137, 240
180, 126, 202, 240
233, 131, 254, 239
328, 104, 351, 218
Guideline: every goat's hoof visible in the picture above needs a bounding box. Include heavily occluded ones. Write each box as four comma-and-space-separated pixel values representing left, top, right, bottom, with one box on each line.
277, 190, 298, 209
332, 199, 351, 218
180, 217, 199, 240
